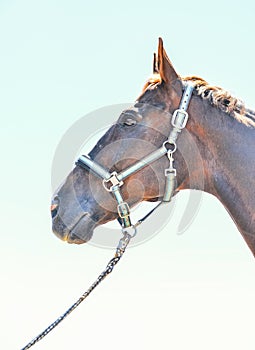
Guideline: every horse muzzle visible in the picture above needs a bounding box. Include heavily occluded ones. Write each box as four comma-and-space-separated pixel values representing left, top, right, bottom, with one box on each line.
51, 201, 95, 244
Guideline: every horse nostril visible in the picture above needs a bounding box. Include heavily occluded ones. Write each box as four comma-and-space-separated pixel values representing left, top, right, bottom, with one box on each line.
50, 204, 58, 218
51, 197, 59, 218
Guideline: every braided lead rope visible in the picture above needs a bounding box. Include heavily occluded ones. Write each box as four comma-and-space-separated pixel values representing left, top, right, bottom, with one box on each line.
21, 232, 132, 350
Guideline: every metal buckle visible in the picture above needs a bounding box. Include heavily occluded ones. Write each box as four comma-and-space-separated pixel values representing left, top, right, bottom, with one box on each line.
117, 202, 130, 218
102, 171, 123, 192
171, 109, 189, 129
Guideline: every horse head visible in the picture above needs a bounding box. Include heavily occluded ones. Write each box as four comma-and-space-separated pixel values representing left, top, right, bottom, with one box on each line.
51, 38, 255, 255
50, 38, 196, 244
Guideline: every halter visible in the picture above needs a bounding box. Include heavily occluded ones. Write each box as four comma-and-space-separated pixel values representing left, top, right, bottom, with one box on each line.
21, 82, 194, 350
76, 82, 194, 234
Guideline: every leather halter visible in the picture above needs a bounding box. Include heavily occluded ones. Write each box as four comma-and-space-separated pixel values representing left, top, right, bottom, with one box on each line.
76, 82, 194, 234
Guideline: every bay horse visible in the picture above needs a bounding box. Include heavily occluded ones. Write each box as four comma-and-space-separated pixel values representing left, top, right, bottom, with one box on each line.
51, 38, 255, 256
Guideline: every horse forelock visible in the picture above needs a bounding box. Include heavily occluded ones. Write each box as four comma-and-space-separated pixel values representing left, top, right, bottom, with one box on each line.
141, 73, 161, 93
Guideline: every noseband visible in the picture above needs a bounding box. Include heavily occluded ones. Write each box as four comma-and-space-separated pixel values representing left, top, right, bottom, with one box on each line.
76, 82, 194, 235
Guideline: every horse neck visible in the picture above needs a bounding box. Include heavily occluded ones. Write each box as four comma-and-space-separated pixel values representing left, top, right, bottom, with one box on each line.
185, 95, 255, 255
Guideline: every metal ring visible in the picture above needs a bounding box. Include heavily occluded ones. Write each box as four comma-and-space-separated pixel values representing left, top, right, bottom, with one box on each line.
163, 140, 177, 153
121, 225, 137, 238
102, 179, 112, 192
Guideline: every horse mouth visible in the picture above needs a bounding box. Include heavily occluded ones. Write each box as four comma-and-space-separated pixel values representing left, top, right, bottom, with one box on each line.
66, 233, 90, 244
52, 213, 95, 245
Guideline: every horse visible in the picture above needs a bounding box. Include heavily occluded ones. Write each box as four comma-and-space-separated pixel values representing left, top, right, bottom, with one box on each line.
51, 38, 255, 257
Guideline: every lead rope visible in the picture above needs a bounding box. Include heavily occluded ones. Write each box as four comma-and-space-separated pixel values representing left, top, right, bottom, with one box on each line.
21, 231, 133, 350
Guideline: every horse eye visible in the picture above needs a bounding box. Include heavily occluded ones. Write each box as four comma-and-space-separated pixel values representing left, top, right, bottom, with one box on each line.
123, 118, 137, 126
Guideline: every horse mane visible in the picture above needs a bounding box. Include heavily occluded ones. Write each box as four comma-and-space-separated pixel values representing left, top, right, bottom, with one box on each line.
142, 74, 255, 128
183, 76, 255, 127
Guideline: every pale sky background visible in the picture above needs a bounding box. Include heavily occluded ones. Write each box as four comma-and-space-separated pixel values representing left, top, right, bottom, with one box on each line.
1, 1, 255, 349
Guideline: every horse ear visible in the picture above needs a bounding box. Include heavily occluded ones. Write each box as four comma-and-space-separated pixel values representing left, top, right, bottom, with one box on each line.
153, 52, 159, 74
157, 37, 178, 83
